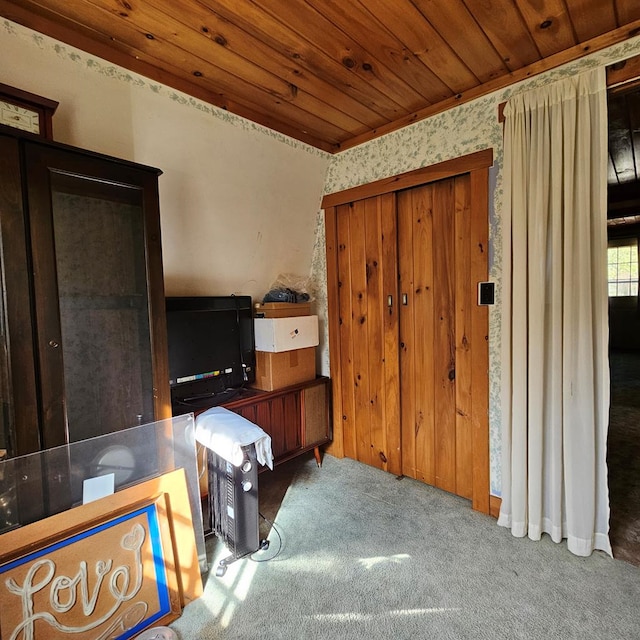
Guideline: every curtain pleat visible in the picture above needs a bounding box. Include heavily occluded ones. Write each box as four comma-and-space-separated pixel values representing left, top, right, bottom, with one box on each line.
498, 68, 611, 557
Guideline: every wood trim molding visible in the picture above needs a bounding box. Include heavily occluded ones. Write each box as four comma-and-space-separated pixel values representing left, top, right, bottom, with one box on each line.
490, 495, 502, 519
321, 148, 494, 209
470, 167, 490, 516
323, 205, 344, 459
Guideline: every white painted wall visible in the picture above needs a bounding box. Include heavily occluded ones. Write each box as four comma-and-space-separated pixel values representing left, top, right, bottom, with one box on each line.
0, 19, 330, 304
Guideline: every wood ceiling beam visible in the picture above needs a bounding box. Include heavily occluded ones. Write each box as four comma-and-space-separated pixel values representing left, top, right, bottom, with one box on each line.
513, 0, 576, 58
315, 0, 478, 95
248, 0, 429, 113
566, 0, 617, 42
462, 0, 540, 70
410, 0, 509, 84
616, 0, 640, 25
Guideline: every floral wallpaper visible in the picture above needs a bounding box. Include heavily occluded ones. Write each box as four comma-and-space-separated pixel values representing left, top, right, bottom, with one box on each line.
317, 35, 640, 496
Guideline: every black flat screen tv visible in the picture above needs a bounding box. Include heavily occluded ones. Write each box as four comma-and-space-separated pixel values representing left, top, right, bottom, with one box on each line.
165, 296, 255, 409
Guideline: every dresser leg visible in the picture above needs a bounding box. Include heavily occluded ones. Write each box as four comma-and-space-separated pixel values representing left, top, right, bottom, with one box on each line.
314, 446, 322, 467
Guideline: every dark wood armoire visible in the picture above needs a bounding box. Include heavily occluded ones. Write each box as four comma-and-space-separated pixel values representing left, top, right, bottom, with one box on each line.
0, 124, 171, 461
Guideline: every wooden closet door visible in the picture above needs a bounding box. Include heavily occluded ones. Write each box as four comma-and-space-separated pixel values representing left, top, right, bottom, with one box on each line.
324, 151, 491, 513
335, 193, 402, 474
397, 174, 487, 502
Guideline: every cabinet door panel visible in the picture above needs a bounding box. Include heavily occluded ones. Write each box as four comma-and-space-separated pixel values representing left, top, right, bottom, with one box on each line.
431, 178, 457, 494
282, 393, 302, 453
24, 144, 168, 446
265, 397, 286, 458
53, 184, 152, 442
336, 204, 357, 460
350, 199, 373, 465
453, 174, 473, 500
237, 405, 257, 425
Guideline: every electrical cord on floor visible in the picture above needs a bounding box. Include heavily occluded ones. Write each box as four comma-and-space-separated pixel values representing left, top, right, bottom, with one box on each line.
250, 512, 283, 563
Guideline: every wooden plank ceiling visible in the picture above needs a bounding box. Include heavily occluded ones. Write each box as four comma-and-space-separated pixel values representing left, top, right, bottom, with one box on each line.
1, 1, 640, 153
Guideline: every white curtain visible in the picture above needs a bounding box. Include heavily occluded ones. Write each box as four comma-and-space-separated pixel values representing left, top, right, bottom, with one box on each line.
498, 68, 612, 557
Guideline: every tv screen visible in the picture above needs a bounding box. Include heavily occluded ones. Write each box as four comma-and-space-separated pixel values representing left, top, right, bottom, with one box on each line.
165, 296, 255, 408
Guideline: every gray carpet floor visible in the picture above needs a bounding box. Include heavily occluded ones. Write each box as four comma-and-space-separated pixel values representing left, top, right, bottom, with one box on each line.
170, 452, 640, 640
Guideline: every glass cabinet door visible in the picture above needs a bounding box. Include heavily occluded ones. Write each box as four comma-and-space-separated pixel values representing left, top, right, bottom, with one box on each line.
24, 143, 169, 448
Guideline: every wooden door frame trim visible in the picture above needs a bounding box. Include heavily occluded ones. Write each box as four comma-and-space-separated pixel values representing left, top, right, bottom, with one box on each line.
470, 167, 490, 515
324, 149, 493, 513
321, 149, 494, 209
323, 205, 342, 460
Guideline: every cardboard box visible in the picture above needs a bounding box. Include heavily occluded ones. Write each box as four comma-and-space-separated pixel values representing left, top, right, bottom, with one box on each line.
254, 302, 312, 318
254, 315, 319, 352
253, 347, 316, 391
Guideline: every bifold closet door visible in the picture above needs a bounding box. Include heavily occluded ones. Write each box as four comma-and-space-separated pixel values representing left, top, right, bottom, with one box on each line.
325, 151, 491, 513
397, 174, 487, 502
335, 194, 402, 475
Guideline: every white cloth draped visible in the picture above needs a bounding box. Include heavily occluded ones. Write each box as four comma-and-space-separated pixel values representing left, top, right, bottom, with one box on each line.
195, 406, 274, 470
498, 68, 612, 557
